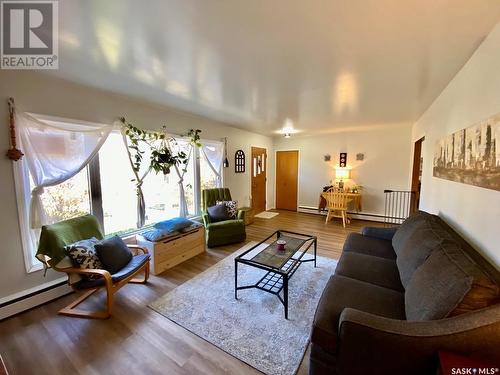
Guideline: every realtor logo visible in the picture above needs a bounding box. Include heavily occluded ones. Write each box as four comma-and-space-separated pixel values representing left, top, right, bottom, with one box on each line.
1, 0, 58, 69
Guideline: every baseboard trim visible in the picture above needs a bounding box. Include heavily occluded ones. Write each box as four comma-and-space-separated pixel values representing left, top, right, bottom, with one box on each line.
0, 277, 73, 321
297, 206, 387, 223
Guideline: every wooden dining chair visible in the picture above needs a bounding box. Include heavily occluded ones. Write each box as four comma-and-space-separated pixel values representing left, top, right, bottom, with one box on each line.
324, 188, 351, 227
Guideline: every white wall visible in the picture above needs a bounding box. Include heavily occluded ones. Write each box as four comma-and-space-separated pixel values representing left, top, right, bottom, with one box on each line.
413, 22, 500, 268
274, 124, 413, 216
0, 70, 274, 298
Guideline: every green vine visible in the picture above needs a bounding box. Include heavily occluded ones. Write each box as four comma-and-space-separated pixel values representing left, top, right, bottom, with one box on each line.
120, 117, 201, 177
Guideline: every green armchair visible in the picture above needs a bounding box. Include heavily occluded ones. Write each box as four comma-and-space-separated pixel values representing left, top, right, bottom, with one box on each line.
201, 188, 246, 247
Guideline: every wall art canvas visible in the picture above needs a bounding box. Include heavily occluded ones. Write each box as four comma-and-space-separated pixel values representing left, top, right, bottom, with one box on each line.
433, 113, 500, 191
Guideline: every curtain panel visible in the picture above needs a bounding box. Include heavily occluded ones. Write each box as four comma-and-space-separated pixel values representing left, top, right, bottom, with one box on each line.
201, 140, 224, 186
17, 112, 114, 228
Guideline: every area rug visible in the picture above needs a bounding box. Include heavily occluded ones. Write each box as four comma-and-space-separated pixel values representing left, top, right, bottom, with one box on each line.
149, 242, 337, 375
254, 211, 279, 219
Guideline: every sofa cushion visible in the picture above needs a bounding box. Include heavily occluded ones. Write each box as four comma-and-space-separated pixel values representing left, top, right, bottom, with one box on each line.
207, 219, 245, 231
311, 275, 405, 354
405, 241, 499, 321
392, 211, 430, 256
336, 252, 404, 292
343, 233, 396, 260
396, 218, 453, 288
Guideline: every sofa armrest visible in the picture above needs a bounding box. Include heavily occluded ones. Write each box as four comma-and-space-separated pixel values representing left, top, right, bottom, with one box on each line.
126, 244, 149, 255
237, 209, 246, 221
361, 226, 398, 241
201, 211, 211, 226
336, 306, 500, 374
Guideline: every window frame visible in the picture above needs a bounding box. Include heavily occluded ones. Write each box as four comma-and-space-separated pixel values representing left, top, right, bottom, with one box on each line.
14, 121, 223, 273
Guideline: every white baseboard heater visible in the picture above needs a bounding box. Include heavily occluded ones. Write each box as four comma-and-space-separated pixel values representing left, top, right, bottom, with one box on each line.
0, 278, 72, 321
297, 205, 388, 223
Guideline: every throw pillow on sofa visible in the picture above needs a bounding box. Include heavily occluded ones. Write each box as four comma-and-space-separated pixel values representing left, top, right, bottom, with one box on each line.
65, 237, 103, 280
95, 235, 133, 274
207, 203, 230, 222
395, 216, 454, 288
405, 241, 499, 320
392, 211, 429, 256
216, 200, 238, 218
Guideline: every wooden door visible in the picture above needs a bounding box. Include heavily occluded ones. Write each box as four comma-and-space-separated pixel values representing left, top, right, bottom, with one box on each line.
251, 147, 267, 214
276, 150, 298, 211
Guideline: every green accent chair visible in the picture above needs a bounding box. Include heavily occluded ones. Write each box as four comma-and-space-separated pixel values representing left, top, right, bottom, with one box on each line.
201, 188, 246, 247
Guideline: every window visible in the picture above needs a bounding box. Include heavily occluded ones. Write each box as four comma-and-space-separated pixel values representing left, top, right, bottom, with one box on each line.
98, 132, 137, 235
14, 115, 225, 272
200, 152, 219, 190
37, 168, 91, 224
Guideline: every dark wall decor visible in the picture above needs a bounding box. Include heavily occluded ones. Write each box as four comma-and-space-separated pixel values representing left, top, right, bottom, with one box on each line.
356, 153, 364, 161
324, 154, 331, 162
433, 113, 499, 191
223, 137, 229, 168
6, 97, 24, 161
235, 149, 245, 173
339, 152, 347, 167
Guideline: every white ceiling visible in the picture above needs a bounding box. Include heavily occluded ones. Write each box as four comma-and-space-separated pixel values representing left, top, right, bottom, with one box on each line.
53, 0, 500, 136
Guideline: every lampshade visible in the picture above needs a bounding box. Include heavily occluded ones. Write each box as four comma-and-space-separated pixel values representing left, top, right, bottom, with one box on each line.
335, 167, 350, 180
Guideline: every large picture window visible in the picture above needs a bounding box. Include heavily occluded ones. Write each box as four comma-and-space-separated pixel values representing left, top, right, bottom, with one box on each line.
14, 116, 223, 272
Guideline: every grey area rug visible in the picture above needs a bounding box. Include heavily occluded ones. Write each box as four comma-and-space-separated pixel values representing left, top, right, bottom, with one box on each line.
149, 242, 337, 375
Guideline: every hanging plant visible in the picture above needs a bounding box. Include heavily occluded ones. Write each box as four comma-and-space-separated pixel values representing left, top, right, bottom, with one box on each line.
120, 117, 201, 176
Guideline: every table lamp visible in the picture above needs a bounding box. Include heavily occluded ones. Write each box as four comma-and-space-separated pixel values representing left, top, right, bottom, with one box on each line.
335, 167, 350, 189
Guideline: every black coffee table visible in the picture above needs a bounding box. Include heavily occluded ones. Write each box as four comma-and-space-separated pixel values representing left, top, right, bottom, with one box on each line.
234, 230, 317, 319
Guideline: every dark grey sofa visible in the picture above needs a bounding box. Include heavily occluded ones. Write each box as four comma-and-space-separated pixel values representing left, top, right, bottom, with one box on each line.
310, 211, 500, 375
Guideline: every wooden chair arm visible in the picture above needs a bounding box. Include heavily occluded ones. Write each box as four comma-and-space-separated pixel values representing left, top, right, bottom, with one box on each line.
54, 266, 112, 285
126, 244, 149, 255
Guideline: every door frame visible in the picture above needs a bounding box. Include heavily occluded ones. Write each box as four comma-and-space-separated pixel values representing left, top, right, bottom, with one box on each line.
410, 137, 425, 212
274, 149, 300, 211
250, 146, 268, 212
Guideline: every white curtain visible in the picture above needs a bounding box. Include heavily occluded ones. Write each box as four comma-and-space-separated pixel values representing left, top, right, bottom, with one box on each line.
121, 130, 151, 227
17, 112, 113, 228
201, 140, 224, 186
171, 139, 193, 217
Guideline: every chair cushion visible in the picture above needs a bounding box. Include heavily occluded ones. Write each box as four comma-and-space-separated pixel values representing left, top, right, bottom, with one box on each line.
343, 233, 396, 260
95, 236, 133, 274
312, 275, 405, 355
405, 241, 499, 321
207, 219, 245, 230
335, 252, 404, 292
396, 218, 453, 288
216, 200, 238, 219
207, 204, 230, 222
74, 254, 150, 289
154, 217, 193, 232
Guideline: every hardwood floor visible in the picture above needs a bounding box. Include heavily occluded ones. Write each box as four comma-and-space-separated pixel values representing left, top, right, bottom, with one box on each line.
0, 210, 382, 375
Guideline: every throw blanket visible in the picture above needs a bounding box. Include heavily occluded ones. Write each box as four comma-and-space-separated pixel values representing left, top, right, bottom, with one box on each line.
37, 215, 103, 267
